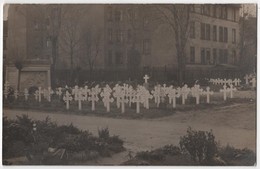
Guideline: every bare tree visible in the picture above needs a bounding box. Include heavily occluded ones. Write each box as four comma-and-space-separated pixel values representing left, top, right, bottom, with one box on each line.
81, 26, 102, 80
155, 5, 192, 84
59, 5, 85, 84
239, 4, 257, 74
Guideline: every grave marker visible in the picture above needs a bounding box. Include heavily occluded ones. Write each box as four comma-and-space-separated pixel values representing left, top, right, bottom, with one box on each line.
244, 74, 250, 85
250, 77, 256, 88
24, 88, 29, 101
220, 85, 230, 101
63, 91, 73, 110
202, 87, 214, 103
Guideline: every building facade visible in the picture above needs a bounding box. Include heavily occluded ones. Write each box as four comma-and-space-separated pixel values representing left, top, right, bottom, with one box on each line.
5, 4, 241, 88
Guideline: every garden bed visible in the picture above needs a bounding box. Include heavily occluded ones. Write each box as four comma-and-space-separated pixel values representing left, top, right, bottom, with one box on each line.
3, 115, 125, 165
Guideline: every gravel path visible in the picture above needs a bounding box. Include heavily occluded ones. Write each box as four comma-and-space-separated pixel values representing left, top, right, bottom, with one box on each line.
3, 101, 256, 154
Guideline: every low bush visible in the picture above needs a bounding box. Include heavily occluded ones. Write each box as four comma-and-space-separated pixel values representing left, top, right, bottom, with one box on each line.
3, 115, 125, 164
179, 127, 218, 164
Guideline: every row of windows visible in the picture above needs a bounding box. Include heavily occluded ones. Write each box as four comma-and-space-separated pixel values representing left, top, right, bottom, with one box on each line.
189, 46, 237, 65
190, 5, 237, 22
190, 22, 236, 43
107, 7, 138, 22
107, 29, 151, 52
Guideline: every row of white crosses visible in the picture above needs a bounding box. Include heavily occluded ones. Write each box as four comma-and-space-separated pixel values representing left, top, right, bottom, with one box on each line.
220, 84, 237, 101
151, 84, 215, 108
209, 78, 241, 86
244, 74, 256, 88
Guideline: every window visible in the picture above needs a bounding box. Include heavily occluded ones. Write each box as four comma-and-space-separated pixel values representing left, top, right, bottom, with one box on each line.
223, 7, 227, 19
219, 26, 223, 42
213, 48, 217, 64
232, 8, 236, 21
201, 5, 210, 15
108, 50, 113, 66
115, 10, 123, 21
213, 5, 217, 17
116, 30, 123, 42
107, 7, 113, 21
108, 29, 113, 42
232, 29, 236, 43
223, 49, 228, 63
219, 49, 224, 63
127, 8, 133, 20
143, 39, 151, 54
206, 24, 210, 40
232, 50, 237, 64
115, 52, 123, 65
206, 48, 211, 64
219, 49, 228, 64
201, 23, 210, 40
190, 21, 195, 38
46, 38, 51, 47
213, 25, 217, 41
224, 27, 228, 42
201, 23, 205, 40
190, 46, 195, 63
190, 5, 195, 12
201, 48, 206, 64
220, 6, 227, 19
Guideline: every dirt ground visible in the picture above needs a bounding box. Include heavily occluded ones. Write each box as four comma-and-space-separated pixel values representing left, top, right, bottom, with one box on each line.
3, 91, 256, 164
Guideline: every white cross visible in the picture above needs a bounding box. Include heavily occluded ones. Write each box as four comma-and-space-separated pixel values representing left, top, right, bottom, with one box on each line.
220, 85, 230, 101
202, 87, 214, 103
4, 81, 10, 99
72, 85, 79, 100
88, 88, 99, 111
63, 91, 73, 110
233, 78, 241, 86
132, 93, 142, 114
118, 91, 129, 113
47, 87, 54, 102
126, 86, 134, 107
56, 87, 63, 97
151, 85, 160, 107
38, 87, 43, 102
14, 90, 19, 100
100, 85, 114, 112
229, 84, 237, 98
35, 90, 39, 101
223, 79, 228, 86
24, 88, 29, 101
168, 88, 180, 108
244, 75, 250, 85
181, 85, 190, 105
113, 84, 122, 108
191, 85, 202, 105
75, 91, 86, 111
143, 74, 150, 83
250, 77, 256, 88
142, 88, 153, 109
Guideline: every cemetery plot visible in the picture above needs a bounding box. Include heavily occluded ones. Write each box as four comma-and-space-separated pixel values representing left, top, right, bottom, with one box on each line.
3, 74, 256, 119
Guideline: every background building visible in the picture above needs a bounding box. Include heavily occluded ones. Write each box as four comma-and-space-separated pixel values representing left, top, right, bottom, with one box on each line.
5, 4, 244, 89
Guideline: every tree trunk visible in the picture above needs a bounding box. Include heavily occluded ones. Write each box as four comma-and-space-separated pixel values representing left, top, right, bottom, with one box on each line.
17, 70, 21, 91
51, 37, 58, 87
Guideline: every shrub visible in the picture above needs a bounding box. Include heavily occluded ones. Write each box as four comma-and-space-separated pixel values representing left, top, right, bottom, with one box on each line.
136, 150, 165, 162
179, 127, 218, 164
160, 144, 181, 156
219, 145, 256, 165
98, 127, 110, 140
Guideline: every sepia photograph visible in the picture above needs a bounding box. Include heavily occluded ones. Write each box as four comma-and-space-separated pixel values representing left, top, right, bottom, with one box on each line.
2, 3, 257, 165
